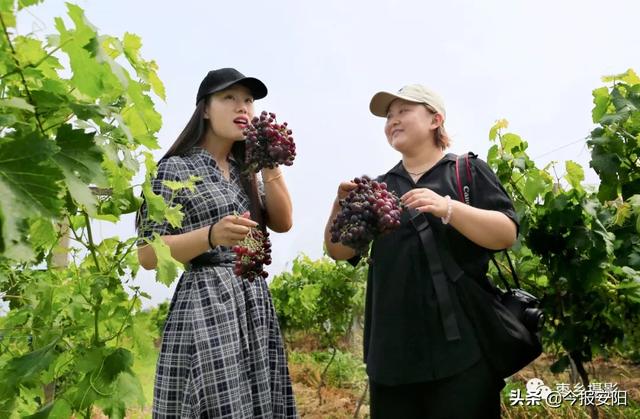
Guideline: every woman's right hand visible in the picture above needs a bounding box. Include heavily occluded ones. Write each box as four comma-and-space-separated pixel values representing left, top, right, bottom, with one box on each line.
209, 212, 259, 247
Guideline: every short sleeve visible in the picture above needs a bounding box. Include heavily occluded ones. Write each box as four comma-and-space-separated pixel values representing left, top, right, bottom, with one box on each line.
137, 158, 184, 244
470, 157, 520, 234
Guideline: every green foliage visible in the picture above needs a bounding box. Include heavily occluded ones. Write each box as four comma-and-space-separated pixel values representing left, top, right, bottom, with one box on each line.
270, 255, 366, 348
0, 1, 180, 416
587, 69, 640, 202
147, 300, 169, 337
288, 349, 366, 389
484, 69, 640, 378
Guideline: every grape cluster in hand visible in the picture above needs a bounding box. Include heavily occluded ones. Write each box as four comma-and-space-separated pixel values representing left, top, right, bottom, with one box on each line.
243, 111, 296, 173
330, 176, 403, 256
233, 228, 272, 281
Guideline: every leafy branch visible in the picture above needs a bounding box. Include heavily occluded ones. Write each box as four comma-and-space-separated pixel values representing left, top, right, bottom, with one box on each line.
0, 12, 45, 135
101, 292, 139, 345
0, 40, 69, 80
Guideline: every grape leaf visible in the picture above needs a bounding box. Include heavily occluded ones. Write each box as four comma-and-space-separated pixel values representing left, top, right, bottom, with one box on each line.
162, 175, 200, 193
122, 80, 161, 149
0, 97, 34, 112
0, 133, 64, 257
602, 68, 640, 85
96, 371, 145, 419
592, 87, 611, 123
53, 124, 108, 212
29, 217, 58, 252
501, 133, 522, 153
148, 64, 166, 100
0, 0, 16, 28
13, 35, 46, 66
164, 204, 184, 228
101, 348, 133, 382
24, 399, 72, 419
0, 181, 33, 260
122, 33, 143, 72
565, 160, 585, 190
63, 174, 98, 213
489, 119, 508, 141
0, 338, 58, 409
523, 172, 548, 203
141, 181, 168, 224
18, 0, 45, 10
148, 233, 182, 286
55, 17, 102, 98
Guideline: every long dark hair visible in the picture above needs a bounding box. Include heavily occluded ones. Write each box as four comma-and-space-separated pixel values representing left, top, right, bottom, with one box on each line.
162, 100, 209, 160
136, 98, 265, 231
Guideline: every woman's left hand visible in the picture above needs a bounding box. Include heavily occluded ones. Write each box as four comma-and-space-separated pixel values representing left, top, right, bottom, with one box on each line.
401, 188, 449, 218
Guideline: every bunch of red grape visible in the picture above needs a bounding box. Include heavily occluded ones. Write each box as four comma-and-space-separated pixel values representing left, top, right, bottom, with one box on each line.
243, 111, 296, 173
232, 228, 272, 281
330, 176, 403, 255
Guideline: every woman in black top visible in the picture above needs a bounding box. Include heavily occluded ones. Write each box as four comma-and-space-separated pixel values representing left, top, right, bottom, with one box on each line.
324, 84, 518, 418
137, 68, 297, 418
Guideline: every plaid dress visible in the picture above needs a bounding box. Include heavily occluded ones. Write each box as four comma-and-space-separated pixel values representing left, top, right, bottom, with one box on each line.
138, 146, 298, 418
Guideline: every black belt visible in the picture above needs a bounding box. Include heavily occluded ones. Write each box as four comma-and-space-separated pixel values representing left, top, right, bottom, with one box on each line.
189, 252, 235, 269
410, 210, 462, 342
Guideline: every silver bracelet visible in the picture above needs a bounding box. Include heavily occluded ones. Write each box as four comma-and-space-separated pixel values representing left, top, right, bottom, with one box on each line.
441, 195, 453, 224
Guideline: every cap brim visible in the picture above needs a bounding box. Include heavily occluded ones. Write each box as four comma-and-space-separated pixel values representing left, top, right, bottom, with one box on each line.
369, 91, 420, 117
236, 77, 268, 100
197, 77, 268, 104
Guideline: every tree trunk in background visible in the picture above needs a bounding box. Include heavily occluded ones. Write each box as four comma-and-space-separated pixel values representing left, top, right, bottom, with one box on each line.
44, 219, 70, 404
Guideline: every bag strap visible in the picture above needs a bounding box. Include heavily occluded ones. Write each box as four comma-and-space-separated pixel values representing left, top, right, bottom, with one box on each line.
455, 153, 473, 206
409, 209, 462, 342
454, 153, 520, 290
386, 173, 462, 342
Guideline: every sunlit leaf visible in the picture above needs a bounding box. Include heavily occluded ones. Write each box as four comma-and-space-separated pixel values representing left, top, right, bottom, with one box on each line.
0, 97, 34, 112
602, 68, 640, 85
489, 119, 509, 141
592, 86, 610, 123
148, 233, 182, 286
565, 160, 584, 190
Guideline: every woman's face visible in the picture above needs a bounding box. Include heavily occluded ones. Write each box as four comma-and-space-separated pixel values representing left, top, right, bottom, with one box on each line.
384, 99, 440, 153
204, 84, 255, 141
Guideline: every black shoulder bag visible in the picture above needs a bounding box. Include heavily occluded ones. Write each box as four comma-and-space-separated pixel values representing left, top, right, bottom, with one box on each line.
451, 152, 543, 378
408, 153, 543, 378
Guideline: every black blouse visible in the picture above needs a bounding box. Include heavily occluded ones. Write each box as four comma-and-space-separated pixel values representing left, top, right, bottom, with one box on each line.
351, 153, 518, 386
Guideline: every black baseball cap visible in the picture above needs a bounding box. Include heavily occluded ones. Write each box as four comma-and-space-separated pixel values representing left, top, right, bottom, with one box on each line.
196, 68, 268, 105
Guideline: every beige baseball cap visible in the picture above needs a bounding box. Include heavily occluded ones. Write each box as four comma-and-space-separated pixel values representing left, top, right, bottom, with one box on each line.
369, 84, 446, 119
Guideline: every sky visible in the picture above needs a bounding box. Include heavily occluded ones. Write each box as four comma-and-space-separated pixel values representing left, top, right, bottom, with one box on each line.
14, 0, 640, 308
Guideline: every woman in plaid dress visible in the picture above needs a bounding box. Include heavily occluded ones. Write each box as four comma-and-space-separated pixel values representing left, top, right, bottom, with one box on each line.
137, 68, 298, 418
